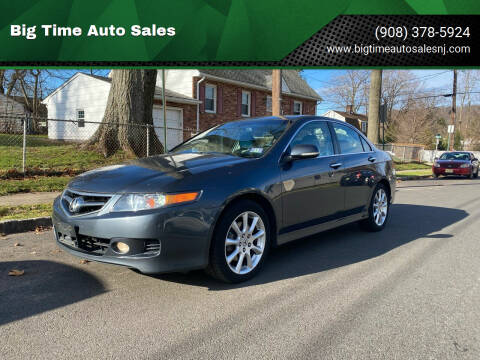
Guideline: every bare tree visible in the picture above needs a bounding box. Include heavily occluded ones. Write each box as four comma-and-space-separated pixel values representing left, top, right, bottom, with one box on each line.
320, 70, 369, 113
457, 70, 480, 135
381, 71, 418, 122
87, 69, 164, 157
381, 70, 420, 142
393, 95, 439, 145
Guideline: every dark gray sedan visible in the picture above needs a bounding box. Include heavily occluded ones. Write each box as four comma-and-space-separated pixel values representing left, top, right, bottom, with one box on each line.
52, 116, 396, 282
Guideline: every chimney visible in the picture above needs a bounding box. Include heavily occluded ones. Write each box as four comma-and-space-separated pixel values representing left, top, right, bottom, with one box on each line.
346, 105, 354, 114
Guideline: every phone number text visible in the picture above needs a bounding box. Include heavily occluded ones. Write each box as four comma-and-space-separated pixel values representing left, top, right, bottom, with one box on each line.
374, 26, 470, 41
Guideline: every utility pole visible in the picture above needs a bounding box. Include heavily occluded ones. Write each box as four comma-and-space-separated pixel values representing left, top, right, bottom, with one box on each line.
448, 69, 457, 151
272, 69, 282, 116
367, 70, 382, 144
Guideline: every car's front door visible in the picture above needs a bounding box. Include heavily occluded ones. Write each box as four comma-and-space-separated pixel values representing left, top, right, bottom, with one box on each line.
330, 122, 375, 215
279, 121, 344, 241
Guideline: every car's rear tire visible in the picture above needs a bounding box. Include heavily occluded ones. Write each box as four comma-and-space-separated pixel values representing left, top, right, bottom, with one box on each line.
206, 200, 270, 283
360, 183, 390, 232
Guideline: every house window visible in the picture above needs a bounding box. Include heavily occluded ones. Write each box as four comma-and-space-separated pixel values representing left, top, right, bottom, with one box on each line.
205, 84, 216, 113
361, 121, 367, 133
241, 91, 251, 117
77, 110, 85, 128
293, 101, 302, 115
266, 96, 272, 113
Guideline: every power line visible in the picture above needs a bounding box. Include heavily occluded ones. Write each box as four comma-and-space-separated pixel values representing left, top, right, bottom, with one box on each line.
304, 70, 451, 89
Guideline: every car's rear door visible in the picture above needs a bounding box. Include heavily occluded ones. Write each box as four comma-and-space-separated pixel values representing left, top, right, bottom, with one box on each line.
329, 122, 376, 215
279, 121, 344, 240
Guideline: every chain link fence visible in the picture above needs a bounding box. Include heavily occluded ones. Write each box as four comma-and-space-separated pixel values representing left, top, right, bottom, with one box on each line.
0, 115, 197, 176
375, 143, 425, 163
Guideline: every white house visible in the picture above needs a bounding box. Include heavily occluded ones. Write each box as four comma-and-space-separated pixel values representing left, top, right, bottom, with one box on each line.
42, 72, 200, 149
323, 105, 368, 134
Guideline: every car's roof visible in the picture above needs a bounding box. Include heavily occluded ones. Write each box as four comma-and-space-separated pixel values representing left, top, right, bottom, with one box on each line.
231, 115, 352, 125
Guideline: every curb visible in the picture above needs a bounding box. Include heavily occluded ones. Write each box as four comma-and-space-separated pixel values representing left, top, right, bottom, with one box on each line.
0, 216, 52, 235
396, 175, 433, 181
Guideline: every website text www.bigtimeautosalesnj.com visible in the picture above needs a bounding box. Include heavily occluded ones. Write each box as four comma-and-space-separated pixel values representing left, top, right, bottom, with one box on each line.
326, 25, 472, 56
326, 43, 470, 56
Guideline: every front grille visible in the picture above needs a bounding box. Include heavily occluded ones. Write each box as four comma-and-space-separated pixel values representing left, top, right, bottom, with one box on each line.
62, 189, 112, 216
441, 162, 460, 169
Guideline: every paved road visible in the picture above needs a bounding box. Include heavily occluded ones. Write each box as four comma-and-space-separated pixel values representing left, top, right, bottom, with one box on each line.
1, 178, 479, 359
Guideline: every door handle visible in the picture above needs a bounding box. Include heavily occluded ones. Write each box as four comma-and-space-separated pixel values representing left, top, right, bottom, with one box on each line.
329, 162, 342, 169
368, 156, 376, 162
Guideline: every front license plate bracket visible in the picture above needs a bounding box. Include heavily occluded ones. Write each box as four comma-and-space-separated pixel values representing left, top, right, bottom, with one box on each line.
56, 222, 78, 248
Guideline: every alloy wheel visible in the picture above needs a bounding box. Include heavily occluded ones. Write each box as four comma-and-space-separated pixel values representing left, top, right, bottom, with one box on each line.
224, 211, 266, 275
373, 188, 388, 226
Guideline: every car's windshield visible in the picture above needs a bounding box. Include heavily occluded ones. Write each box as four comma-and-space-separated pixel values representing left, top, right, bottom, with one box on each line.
440, 152, 470, 160
171, 119, 288, 158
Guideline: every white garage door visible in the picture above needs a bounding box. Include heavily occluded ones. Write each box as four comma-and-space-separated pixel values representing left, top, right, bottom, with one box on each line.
152, 107, 183, 151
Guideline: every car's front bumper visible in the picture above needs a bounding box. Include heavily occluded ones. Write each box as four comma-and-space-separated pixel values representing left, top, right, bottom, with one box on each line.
52, 196, 219, 274
433, 167, 471, 176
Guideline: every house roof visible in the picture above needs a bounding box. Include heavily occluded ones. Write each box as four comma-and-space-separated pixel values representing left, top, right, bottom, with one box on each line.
84, 73, 201, 104
43, 72, 200, 105
332, 110, 368, 122
198, 69, 321, 101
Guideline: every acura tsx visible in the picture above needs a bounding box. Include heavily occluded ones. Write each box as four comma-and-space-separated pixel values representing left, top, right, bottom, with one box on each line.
52, 116, 396, 282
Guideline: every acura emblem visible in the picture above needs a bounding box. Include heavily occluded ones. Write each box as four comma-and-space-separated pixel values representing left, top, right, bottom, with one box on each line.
69, 197, 84, 213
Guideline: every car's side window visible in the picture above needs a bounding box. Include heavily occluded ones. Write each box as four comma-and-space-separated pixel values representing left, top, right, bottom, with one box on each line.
290, 122, 334, 157
331, 123, 364, 154
360, 136, 372, 152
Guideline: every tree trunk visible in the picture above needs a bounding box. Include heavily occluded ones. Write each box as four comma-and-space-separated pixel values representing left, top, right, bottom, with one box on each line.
87, 69, 164, 157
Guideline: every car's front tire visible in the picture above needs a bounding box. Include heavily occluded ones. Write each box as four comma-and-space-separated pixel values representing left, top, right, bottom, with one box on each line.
360, 183, 390, 232
207, 200, 270, 283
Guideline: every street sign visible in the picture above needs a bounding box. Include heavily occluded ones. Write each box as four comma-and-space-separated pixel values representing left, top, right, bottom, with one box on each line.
447, 125, 455, 134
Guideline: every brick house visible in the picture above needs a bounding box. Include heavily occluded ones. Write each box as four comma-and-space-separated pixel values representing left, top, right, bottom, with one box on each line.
161, 69, 321, 133
43, 70, 320, 149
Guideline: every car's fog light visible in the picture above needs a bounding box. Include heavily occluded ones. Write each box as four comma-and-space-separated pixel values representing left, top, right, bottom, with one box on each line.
114, 242, 130, 254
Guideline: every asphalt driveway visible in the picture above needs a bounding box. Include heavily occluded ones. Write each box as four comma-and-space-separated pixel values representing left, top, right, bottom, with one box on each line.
1, 178, 479, 359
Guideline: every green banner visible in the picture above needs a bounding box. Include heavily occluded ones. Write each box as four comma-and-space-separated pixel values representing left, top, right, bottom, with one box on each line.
1, 0, 479, 62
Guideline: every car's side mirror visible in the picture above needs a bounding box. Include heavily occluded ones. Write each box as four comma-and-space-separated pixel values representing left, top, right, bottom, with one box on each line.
284, 144, 319, 162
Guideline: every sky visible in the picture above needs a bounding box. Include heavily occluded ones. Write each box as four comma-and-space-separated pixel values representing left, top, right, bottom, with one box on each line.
302, 69, 456, 115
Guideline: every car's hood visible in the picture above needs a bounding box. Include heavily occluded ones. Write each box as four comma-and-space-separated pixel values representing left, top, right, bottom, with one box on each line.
68, 152, 249, 194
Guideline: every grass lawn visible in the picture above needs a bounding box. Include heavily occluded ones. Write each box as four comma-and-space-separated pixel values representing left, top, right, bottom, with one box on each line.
0, 134, 131, 174
0, 176, 72, 195
0, 133, 133, 194
0, 203, 52, 221
396, 169, 432, 178
394, 162, 431, 171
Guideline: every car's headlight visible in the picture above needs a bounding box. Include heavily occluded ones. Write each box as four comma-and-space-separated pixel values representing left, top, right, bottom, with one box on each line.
460, 163, 470, 168
111, 192, 200, 212
434, 162, 440, 167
